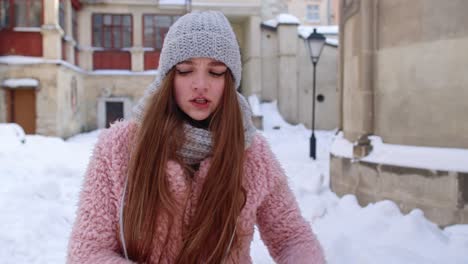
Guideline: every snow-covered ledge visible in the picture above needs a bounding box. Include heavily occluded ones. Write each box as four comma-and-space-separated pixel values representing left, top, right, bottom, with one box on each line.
331, 132, 468, 173
2, 78, 39, 88
330, 132, 468, 226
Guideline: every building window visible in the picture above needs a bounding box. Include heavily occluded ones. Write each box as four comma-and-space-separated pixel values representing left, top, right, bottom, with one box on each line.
14, 0, 42, 27
306, 4, 320, 22
72, 6, 78, 41
143, 14, 179, 50
92, 14, 132, 49
1, 0, 42, 28
0, 0, 11, 29
59, 0, 65, 31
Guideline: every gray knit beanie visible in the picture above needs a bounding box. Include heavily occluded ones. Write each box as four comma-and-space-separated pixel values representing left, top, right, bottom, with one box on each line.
133, 10, 242, 121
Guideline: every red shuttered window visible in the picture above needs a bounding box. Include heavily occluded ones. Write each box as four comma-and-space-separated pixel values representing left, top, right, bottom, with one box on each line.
142, 14, 179, 70
92, 13, 132, 49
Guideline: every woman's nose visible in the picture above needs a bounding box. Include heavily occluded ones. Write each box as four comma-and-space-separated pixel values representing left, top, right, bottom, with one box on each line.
192, 72, 208, 90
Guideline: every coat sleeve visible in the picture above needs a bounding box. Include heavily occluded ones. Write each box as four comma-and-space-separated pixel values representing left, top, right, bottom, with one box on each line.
67, 126, 133, 264
255, 136, 326, 264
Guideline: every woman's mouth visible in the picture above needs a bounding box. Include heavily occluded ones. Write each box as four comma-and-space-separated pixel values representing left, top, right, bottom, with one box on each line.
190, 98, 210, 108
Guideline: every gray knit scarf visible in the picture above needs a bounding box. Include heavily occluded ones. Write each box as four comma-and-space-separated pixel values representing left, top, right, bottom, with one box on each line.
177, 92, 257, 165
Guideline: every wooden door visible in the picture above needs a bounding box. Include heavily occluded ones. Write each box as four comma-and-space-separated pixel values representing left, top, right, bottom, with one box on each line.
5, 89, 36, 134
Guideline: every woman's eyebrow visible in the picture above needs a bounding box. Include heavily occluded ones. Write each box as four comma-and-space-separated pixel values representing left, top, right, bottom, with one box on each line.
177, 60, 193, 65
208, 61, 226, 67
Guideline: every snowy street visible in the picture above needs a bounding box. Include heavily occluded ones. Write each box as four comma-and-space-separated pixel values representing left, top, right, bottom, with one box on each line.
1, 101, 467, 264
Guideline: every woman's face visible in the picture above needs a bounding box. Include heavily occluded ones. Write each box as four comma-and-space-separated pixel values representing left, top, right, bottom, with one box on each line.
174, 57, 227, 121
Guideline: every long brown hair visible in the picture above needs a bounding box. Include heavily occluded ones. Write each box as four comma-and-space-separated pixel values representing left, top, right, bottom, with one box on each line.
122, 68, 246, 263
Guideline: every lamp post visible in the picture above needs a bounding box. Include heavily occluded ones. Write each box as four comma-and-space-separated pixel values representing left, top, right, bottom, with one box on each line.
304, 28, 326, 159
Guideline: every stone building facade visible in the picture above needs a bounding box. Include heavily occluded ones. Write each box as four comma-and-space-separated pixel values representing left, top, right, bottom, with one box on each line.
287, 0, 339, 26
0, 0, 339, 137
0, 0, 263, 137
260, 18, 339, 130
331, 0, 468, 226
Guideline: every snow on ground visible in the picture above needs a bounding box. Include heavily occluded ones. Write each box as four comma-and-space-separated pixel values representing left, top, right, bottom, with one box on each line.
0, 101, 467, 264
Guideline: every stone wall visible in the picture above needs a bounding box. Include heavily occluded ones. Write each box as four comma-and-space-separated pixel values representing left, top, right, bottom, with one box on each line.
260, 27, 278, 101
331, 155, 468, 226
83, 73, 154, 130
298, 44, 338, 130
56, 66, 86, 138
260, 21, 339, 130
374, 0, 468, 148
0, 63, 62, 136
334, 0, 468, 226
339, 0, 468, 148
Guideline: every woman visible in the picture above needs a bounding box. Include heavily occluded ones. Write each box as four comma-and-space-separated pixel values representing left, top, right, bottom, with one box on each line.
67, 11, 325, 264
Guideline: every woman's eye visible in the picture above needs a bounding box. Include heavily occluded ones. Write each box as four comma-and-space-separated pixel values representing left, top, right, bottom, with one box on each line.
176, 69, 192, 75
210, 71, 226, 77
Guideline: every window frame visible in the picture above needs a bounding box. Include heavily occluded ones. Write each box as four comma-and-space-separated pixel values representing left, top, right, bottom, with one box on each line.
306, 3, 321, 23
14, 0, 43, 28
92, 13, 133, 50
1, 0, 43, 29
0, 0, 12, 29
142, 14, 179, 51
59, 0, 65, 31
71, 6, 78, 41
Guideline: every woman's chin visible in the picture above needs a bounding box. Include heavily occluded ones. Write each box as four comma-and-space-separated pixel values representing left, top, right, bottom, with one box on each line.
186, 112, 211, 121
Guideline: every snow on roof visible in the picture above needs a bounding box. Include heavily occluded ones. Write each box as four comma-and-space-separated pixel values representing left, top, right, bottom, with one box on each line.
276, 13, 300, 25
2, 78, 39, 88
262, 19, 278, 28
0, 55, 160, 76
261, 14, 300, 29
159, 0, 186, 5
261, 16, 339, 46
90, 70, 158, 76
326, 38, 339, 46
0, 55, 86, 74
331, 132, 468, 173
298, 25, 339, 39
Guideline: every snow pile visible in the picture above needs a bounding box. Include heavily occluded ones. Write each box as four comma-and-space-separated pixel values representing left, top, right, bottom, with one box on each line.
331, 132, 468, 173
0, 123, 26, 149
0, 131, 99, 264
0, 101, 467, 263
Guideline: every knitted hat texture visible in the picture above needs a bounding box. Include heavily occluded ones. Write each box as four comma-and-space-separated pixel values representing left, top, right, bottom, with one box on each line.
133, 11, 242, 121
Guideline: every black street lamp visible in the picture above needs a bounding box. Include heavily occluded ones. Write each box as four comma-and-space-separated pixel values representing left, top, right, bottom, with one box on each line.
304, 28, 326, 160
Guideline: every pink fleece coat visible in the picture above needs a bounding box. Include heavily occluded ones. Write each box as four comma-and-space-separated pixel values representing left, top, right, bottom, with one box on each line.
67, 120, 325, 263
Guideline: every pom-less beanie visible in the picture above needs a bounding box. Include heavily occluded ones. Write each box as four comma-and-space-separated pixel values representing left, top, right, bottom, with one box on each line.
133, 10, 242, 121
